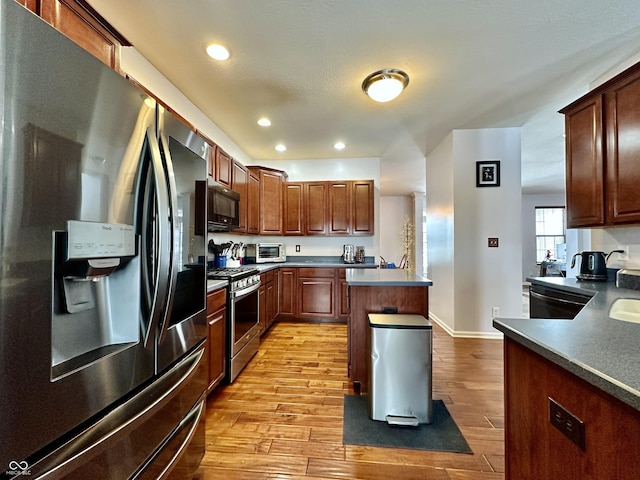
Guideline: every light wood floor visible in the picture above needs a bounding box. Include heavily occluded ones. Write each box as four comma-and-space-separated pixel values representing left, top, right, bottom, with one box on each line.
197, 321, 505, 479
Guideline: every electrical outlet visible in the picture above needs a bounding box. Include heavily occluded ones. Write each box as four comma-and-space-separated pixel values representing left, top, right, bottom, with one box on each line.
492, 307, 500, 317
549, 397, 585, 450
295, 245, 300, 252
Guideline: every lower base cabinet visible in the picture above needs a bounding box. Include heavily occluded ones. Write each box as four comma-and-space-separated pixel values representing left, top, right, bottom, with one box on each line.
259, 270, 277, 335
504, 338, 640, 479
206, 288, 226, 394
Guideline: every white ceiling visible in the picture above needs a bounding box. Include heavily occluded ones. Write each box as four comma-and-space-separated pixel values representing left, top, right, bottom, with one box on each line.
87, 0, 640, 196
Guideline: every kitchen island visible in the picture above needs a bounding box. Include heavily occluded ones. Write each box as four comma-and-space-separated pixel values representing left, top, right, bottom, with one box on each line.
494, 277, 640, 479
346, 269, 433, 394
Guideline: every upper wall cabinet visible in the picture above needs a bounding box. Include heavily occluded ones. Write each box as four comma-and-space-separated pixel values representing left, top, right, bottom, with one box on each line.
561, 61, 640, 228
25, 0, 129, 73
248, 166, 288, 235
284, 180, 374, 236
214, 147, 232, 187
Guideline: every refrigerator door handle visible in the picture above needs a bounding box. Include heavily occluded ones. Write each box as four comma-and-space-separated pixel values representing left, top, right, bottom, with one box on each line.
157, 131, 180, 342
145, 126, 172, 344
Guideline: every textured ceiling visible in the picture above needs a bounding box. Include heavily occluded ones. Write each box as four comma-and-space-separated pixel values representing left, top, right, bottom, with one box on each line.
88, 0, 640, 195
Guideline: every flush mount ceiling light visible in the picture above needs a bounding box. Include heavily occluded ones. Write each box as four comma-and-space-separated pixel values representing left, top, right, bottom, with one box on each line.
206, 44, 230, 61
362, 68, 409, 103
257, 117, 271, 127
275, 144, 287, 152
333, 142, 346, 151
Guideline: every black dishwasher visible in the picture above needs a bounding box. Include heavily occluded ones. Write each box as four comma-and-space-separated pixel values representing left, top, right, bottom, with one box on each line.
529, 284, 592, 319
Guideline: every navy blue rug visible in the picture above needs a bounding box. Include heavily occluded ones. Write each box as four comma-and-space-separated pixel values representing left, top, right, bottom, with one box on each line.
342, 395, 472, 453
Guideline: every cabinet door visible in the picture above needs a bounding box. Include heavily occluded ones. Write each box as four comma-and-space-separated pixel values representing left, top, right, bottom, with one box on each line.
17, 0, 38, 12
305, 182, 329, 235
207, 307, 226, 393
329, 181, 351, 235
259, 170, 284, 235
563, 97, 605, 228
40, 0, 123, 72
296, 268, 335, 319
351, 180, 374, 235
278, 268, 297, 318
258, 284, 266, 335
266, 281, 276, 329
247, 172, 260, 235
338, 269, 349, 319
605, 70, 640, 224
215, 148, 232, 187
232, 161, 248, 233
283, 183, 304, 235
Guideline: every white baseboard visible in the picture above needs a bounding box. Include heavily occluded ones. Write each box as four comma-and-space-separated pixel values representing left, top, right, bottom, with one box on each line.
428, 313, 504, 340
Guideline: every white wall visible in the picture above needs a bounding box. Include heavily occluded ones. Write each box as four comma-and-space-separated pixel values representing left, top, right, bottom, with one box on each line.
425, 133, 455, 332
379, 196, 412, 266
521, 193, 566, 280
427, 128, 522, 337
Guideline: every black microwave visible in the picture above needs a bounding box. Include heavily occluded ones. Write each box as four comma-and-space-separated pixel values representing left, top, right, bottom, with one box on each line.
207, 183, 240, 231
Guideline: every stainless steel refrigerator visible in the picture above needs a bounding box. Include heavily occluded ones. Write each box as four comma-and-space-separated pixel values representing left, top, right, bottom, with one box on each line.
0, 1, 209, 477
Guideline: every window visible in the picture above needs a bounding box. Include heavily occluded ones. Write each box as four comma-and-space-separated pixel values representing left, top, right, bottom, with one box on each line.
535, 207, 566, 263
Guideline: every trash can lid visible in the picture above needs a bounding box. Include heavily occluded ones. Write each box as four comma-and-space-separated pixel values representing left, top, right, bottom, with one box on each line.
368, 314, 432, 329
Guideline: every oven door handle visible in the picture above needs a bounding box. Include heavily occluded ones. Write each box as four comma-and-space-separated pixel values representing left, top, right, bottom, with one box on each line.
231, 281, 261, 298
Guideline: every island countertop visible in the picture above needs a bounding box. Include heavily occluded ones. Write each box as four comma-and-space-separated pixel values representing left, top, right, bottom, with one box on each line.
494, 276, 640, 411
346, 268, 433, 286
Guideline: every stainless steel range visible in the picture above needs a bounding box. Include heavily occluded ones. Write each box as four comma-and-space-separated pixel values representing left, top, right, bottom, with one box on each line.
208, 267, 261, 382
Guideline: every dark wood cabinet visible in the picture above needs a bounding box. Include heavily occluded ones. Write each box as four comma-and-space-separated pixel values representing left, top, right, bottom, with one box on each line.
338, 269, 349, 319
605, 68, 640, 224
247, 171, 260, 235
283, 183, 304, 235
329, 181, 351, 235
258, 283, 267, 335
215, 147, 232, 187
328, 180, 374, 236
561, 61, 640, 228
296, 268, 335, 319
248, 166, 287, 235
231, 160, 248, 233
304, 182, 329, 235
562, 97, 605, 228
259, 270, 277, 335
504, 338, 640, 479
351, 180, 375, 235
278, 268, 297, 319
37, 0, 127, 73
206, 288, 226, 394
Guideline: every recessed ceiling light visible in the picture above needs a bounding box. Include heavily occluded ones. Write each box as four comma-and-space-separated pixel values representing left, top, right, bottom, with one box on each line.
206, 44, 230, 61
275, 144, 287, 152
257, 118, 271, 127
333, 142, 346, 150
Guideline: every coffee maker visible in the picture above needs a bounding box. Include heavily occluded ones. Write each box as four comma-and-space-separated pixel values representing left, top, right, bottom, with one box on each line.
343, 244, 355, 264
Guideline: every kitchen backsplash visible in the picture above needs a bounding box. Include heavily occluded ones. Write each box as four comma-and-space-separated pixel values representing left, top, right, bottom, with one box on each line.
591, 226, 640, 269
207, 232, 378, 261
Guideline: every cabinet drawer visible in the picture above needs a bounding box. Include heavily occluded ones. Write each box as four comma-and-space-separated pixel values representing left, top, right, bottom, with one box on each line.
207, 288, 227, 313
263, 269, 275, 284
298, 267, 335, 278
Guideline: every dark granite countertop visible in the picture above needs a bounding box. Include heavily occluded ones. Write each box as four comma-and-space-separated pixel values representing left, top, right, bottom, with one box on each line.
345, 268, 433, 286
494, 276, 640, 411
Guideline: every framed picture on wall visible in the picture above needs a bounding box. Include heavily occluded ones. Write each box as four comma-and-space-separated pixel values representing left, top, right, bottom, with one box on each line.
476, 160, 500, 187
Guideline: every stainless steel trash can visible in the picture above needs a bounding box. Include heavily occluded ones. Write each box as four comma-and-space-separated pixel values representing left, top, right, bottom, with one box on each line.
368, 314, 433, 425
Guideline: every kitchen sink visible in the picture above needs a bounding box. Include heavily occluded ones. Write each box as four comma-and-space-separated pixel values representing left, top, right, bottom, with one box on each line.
609, 298, 640, 323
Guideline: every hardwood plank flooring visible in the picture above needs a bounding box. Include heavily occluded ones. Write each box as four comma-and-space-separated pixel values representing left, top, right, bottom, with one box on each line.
197, 321, 504, 479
